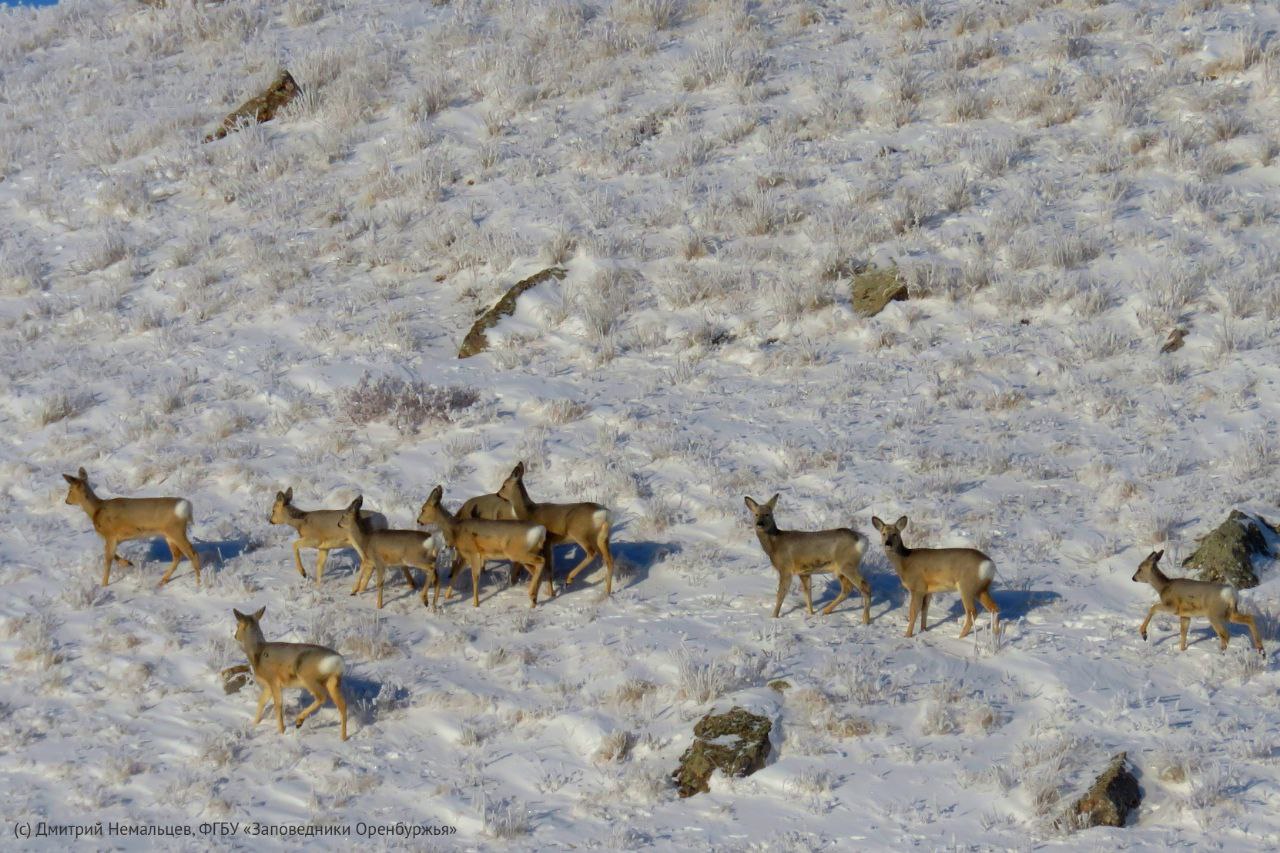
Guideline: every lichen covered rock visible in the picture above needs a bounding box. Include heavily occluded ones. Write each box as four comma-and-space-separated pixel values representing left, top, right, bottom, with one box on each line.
852, 267, 907, 317
1183, 510, 1275, 590
673, 706, 772, 798
205, 71, 302, 142
1070, 752, 1140, 829
458, 267, 567, 358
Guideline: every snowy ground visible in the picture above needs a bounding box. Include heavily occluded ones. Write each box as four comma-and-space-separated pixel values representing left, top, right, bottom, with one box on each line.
3, 0, 1280, 849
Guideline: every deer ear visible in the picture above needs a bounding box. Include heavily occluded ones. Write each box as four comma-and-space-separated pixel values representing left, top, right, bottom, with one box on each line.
744, 496, 759, 512
347, 496, 362, 512
766, 493, 780, 509
871, 516, 885, 532
63, 474, 78, 484
253, 606, 265, 621
77, 467, 87, 480
429, 485, 443, 504
1153, 549, 1164, 562
283, 487, 293, 502
233, 609, 246, 621
895, 516, 908, 530
513, 461, 525, 477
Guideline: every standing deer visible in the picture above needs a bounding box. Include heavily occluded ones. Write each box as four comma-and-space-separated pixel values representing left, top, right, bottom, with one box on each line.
232, 607, 348, 741
336, 497, 437, 609
1132, 549, 1264, 655
458, 481, 519, 586
744, 494, 872, 622
497, 462, 616, 595
63, 467, 202, 587
270, 487, 388, 583
871, 515, 998, 639
417, 485, 551, 607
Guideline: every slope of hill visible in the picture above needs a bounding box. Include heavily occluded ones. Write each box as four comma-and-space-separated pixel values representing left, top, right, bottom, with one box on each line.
2, 0, 1280, 848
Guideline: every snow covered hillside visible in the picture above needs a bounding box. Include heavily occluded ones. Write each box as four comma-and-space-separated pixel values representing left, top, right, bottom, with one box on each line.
2, 0, 1280, 848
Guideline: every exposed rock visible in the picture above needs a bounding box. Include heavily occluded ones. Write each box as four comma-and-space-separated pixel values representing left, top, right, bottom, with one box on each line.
205, 71, 302, 143
1160, 327, 1187, 353
673, 706, 772, 798
221, 664, 251, 694
457, 267, 567, 358
1182, 510, 1275, 590
1069, 752, 1140, 829
852, 267, 907, 317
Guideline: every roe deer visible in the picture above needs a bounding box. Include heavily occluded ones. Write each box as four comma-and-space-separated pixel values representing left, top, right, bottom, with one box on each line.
417, 485, 550, 607
871, 515, 998, 639
497, 462, 616, 595
63, 467, 202, 587
336, 497, 436, 609
1133, 549, 1264, 655
458, 483, 520, 586
233, 607, 348, 741
270, 487, 388, 583
744, 494, 871, 622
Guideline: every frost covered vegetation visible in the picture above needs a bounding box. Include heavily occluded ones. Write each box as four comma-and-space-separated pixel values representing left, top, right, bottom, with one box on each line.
2, 0, 1280, 847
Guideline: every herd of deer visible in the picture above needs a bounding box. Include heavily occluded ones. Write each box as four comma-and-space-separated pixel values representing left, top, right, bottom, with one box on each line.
60, 468, 1266, 741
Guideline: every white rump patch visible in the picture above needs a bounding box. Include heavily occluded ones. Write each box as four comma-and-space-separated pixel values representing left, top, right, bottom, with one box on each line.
1221, 587, 1237, 607
317, 654, 344, 677
527, 526, 547, 550
174, 500, 193, 521
978, 560, 996, 583
593, 508, 610, 528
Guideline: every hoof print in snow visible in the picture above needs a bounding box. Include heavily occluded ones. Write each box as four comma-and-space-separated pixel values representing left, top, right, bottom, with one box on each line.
458, 267, 567, 358
673, 707, 772, 798
1183, 510, 1275, 590
205, 71, 302, 143
852, 267, 907, 318
1065, 751, 1140, 830
220, 664, 251, 695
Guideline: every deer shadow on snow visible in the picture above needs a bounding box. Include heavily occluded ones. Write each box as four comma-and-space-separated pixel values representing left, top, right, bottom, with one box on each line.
801, 568, 1060, 628
445, 536, 680, 606
139, 536, 253, 582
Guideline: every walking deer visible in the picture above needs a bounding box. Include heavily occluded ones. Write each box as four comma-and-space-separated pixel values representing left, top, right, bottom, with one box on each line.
63, 467, 202, 587
269, 487, 388, 583
417, 485, 550, 607
233, 607, 348, 740
337, 497, 437, 609
1132, 549, 1264, 654
871, 515, 998, 639
497, 462, 616, 595
744, 494, 872, 622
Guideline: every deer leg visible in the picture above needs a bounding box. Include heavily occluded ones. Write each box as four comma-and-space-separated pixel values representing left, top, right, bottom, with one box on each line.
327, 675, 348, 741
176, 531, 201, 587
471, 557, 485, 607
919, 593, 931, 631
1208, 614, 1230, 651
800, 576, 814, 614
252, 686, 270, 725
822, 574, 853, 616
350, 557, 370, 596
1139, 603, 1165, 640
772, 571, 791, 618
102, 537, 118, 586
958, 588, 977, 639
159, 538, 182, 586
599, 528, 616, 596
1179, 616, 1190, 650
270, 682, 286, 733
858, 579, 872, 625
400, 565, 419, 590
1228, 610, 1265, 654
292, 540, 308, 578
979, 589, 1000, 636
445, 555, 466, 601
295, 682, 326, 729
565, 541, 599, 586
375, 560, 386, 609
314, 548, 330, 584
905, 591, 921, 637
